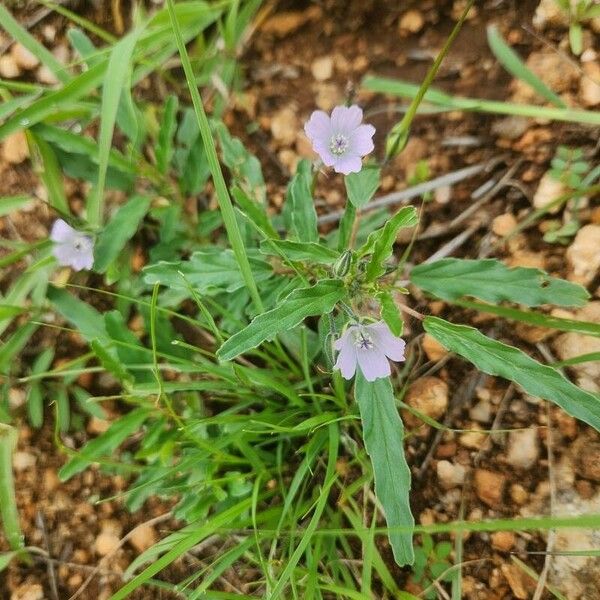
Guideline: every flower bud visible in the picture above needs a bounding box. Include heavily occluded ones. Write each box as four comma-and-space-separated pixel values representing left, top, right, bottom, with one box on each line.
334, 250, 353, 278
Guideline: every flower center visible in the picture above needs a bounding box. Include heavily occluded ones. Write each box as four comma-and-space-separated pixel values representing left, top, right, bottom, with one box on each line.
353, 330, 374, 350
72, 236, 87, 252
329, 133, 349, 156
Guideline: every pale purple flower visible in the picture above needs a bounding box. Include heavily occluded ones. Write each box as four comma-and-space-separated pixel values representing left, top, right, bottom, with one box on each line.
304, 105, 375, 175
334, 321, 406, 382
50, 219, 94, 271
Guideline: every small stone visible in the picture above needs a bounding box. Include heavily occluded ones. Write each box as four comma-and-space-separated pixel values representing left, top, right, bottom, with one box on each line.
554, 326, 600, 393
532, 0, 569, 29
311, 56, 333, 81
469, 399, 493, 423
580, 62, 600, 107
501, 563, 531, 599
566, 225, 600, 285
315, 83, 341, 111
128, 522, 157, 553
404, 376, 448, 426
506, 428, 539, 470
36, 64, 59, 85
95, 531, 120, 556
459, 426, 487, 450
575, 441, 600, 482
270, 107, 298, 146
437, 460, 466, 489
10, 583, 44, 600
434, 185, 451, 205
0, 54, 21, 78
474, 469, 506, 508
532, 172, 566, 214
278, 149, 299, 173
1, 130, 29, 164
491, 116, 529, 140
87, 416, 110, 435
492, 213, 517, 237
421, 334, 447, 361
11, 43, 40, 70
399, 10, 425, 35
491, 531, 516, 552
510, 483, 529, 505
13, 451, 36, 471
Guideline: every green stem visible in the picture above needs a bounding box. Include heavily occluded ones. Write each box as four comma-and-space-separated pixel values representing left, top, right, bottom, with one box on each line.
166, 0, 263, 313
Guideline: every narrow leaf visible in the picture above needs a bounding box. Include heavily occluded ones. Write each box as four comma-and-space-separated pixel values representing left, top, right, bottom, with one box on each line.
411, 258, 589, 308
289, 159, 318, 243
94, 195, 151, 272
355, 373, 414, 566
259, 240, 339, 264
0, 424, 24, 551
364, 206, 418, 282
156, 95, 179, 174
487, 25, 565, 107
217, 279, 346, 361
378, 290, 403, 336
344, 167, 381, 209
424, 317, 600, 432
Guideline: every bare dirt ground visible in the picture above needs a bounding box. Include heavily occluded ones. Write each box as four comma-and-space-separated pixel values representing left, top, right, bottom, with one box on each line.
1, 0, 600, 598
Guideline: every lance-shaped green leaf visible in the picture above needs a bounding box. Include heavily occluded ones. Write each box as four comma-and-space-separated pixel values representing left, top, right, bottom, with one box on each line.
217, 279, 346, 361
259, 240, 339, 264
344, 167, 381, 209
424, 316, 600, 432
289, 159, 318, 243
377, 290, 404, 336
363, 206, 418, 282
411, 258, 589, 307
94, 195, 151, 273
355, 373, 414, 566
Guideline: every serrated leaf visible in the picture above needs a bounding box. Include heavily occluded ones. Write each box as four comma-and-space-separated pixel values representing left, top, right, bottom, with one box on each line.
424, 316, 600, 432
289, 159, 318, 243
217, 279, 346, 361
259, 239, 339, 264
355, 373, 414, 566
411, 258, 589, 307
363, 206, 418, 282
378, 290, 403, 336
94, 195, 151, 273
344, 167, 381, 209
143, 247, 272, 294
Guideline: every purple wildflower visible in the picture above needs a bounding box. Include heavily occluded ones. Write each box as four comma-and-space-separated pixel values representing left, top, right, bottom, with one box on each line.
334, 321, 406, 382
50, 219, 94, 271
304, 105, 375, 175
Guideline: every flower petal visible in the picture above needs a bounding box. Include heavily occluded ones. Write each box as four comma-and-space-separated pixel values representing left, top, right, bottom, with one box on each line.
304, 110, 332, 142
50, 219, 75, 243
312, 139, 337, 167
369, 321, 406, 362
349, 124, 375, 156
334, 335, 358, 380
331, 105, 363, 133
356, 346, 391, 382
333, 154, 363, 175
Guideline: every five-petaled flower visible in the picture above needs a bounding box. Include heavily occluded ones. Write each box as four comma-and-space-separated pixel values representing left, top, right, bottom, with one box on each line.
304, 105, 375, 175
50, 219, 94, 271
334, 321, 406, 382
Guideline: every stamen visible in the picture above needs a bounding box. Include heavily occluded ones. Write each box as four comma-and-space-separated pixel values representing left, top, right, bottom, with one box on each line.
353, 329, 374, 350
329, 133, 349, 156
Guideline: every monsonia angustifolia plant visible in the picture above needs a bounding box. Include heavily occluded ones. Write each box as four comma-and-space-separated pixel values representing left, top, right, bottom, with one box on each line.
3, 1, 600, 595
45, 101, 598, 570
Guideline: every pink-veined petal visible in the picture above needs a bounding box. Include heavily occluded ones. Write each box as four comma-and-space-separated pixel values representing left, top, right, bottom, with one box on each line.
356, 346, 391, 382
333, 154, 363, 175
304, 110, 332, 142
369, 321, 406, 362
349, 124, 375, 156
330, 105, 363, 134
312, 139, 337, 166
334, 335, 357, 380
50, 219, 75, 243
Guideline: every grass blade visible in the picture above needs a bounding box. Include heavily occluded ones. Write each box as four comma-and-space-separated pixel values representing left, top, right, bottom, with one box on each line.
166, 0, 263, 312
0, 424, 25, 553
